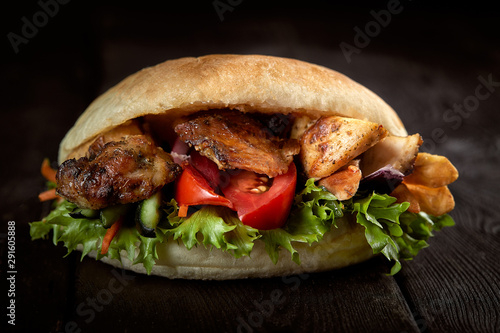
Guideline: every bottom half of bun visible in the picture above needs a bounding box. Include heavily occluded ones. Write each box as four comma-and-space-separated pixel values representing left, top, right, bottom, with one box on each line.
85, 216, 375, 280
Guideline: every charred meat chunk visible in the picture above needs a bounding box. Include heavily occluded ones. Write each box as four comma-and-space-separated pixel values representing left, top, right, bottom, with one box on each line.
300, 116, 388, 179
174, 111, 300, 178
56, 135, 181, 210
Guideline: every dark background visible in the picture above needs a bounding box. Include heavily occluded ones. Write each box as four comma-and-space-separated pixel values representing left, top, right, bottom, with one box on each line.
2, 1, 499, 332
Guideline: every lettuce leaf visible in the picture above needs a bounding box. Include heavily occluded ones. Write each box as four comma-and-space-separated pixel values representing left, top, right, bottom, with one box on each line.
349, 192, 455, 274
132, 234, 162, 274
349, 193, 409, 274
30, 180, 454, 275
30, 201, 153, 271
162, 205, 260, 258
29, 219, 54, 241
165, 206, 237, 250
260, 229, 303, 264
30, 201, 106, 259
259, 179, 344, 264
288, 178, 343, 240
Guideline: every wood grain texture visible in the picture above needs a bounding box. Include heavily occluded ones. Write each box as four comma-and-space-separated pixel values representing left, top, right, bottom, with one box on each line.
69, 256, 419, 333
395, 183, 500, 333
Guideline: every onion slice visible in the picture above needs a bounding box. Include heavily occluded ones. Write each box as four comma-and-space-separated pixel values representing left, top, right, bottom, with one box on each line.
359, 165, 404, 194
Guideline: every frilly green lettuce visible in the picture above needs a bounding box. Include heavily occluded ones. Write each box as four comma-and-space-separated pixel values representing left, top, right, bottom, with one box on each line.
30, 180, 454, 275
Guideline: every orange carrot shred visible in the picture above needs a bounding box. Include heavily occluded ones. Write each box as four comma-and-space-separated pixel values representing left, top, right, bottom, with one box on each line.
38, 188, 58, 202
178, 205, 189, 217
41, 158, 57, 183
101, 217, 124, 255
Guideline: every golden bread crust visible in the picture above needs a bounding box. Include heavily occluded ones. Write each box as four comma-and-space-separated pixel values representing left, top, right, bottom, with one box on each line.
59, 54, 406, 163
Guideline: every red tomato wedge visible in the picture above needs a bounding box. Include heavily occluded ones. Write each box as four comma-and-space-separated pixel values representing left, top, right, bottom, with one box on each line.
221, 163, 297, 230
175, 163, 234, 217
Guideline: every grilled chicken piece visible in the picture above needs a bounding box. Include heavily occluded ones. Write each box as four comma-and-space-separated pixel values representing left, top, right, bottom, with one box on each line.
174, 111, 300, 178
300, 116, 387, 179
391, 183, 421, 213
290, 115, 318, 140
360, 134, 423, 176
403, 183, 455, 216
403, 153, 458, 188
391, 152, 458, 216
318, 159, 362, 201
56, 135, 181, 210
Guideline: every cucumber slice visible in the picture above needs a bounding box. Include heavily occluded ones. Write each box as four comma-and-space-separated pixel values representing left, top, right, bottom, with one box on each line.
100, 204, 130, 228
136, 191, 162, 238
69, 208, 99, 219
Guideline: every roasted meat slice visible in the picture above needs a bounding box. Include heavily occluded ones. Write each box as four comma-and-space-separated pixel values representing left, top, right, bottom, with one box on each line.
402, 183, 455, 216
56, 135, 181, 210
390, 183, 421, 213
389, 152, 458, 216
403, 152, 459, 188
360, 134, 423, 176
300, 116, 388, 179
318, 159, 362, 201
174, 111, 300, 177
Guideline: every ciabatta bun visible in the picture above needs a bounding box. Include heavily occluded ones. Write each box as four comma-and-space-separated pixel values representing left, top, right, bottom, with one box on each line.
61, 55, 407, 279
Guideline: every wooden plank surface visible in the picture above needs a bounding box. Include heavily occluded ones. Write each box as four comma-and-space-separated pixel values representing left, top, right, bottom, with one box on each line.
2, 1, 499, 333
396, 184, 500, 333
69, 256, 419, 333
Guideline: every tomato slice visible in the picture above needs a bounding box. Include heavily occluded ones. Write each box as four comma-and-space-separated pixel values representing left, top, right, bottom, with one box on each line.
175, 163, 234, 217
221, 163, 297, 230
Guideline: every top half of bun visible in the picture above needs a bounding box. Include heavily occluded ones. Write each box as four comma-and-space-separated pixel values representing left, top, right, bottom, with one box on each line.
58, 54, 407, 163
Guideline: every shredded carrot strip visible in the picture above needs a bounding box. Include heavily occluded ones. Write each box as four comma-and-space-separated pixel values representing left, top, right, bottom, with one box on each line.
101, 217, 124, 255
178, 205, 189, 217
38, 188, 58, 202
41, 158, 57, 183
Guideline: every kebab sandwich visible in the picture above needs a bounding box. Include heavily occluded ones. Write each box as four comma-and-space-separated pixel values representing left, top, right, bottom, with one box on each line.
30, 55, 458, 279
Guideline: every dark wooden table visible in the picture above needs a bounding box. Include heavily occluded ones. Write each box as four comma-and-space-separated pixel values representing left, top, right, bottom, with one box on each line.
2, 2, 499, 332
